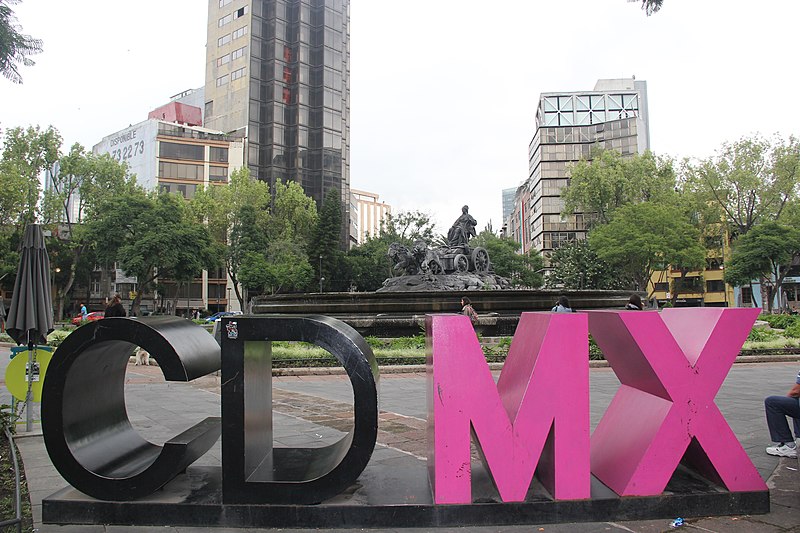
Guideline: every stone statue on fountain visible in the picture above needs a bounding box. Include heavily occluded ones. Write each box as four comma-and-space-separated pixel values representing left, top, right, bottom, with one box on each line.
379, 206, 511, 292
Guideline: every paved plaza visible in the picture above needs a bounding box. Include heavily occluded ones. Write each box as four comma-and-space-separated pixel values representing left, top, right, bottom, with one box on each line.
1, 343, 798, 532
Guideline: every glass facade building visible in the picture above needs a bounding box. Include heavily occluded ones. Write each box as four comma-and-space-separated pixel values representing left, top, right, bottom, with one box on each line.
205, 0, 351, 245
519, 78, 650, 259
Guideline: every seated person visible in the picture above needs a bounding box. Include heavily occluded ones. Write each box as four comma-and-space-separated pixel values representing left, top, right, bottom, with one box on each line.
764, 369, 800, 458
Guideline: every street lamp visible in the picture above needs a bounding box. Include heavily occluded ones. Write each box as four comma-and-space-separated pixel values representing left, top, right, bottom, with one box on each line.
319, 255, 324, 293
52, 267, 61, 307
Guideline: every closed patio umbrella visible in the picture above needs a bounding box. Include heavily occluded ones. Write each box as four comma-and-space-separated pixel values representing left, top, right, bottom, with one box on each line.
5, 224, 54, 430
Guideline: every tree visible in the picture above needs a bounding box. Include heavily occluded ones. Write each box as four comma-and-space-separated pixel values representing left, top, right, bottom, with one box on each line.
87, 191, 218, 316
380, 210, 437, 245
235, 180, 318, 297
239, 239, 314, 295
681, 135, 800, 237
0, 125, 61, 227
637, 0, 663, 16
344, 210, 439, 292
0, 0, 42, 83
724, 221, 800, 313
40, 144, 134, 319
309, 189, 347, 291
345, 236, 394, 292
589, 202, 706, 296
190, 167, 271, 309
470, 230, 544, 288
562, 148, 676, 225
268, 180, 317, 241
546, 239, 628, 290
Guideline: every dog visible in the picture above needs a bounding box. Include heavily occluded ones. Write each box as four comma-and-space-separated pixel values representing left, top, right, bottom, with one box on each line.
134, 347, 151, 366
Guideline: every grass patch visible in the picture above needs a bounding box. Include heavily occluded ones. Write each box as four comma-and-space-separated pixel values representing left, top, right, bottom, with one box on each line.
0, 406, 33, 532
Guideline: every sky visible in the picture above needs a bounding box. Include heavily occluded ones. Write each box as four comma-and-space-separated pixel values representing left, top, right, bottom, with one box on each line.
2, 1, 799, 235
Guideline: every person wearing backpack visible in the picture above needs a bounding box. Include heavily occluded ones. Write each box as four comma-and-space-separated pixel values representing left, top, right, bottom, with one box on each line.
461, 297, 479, 325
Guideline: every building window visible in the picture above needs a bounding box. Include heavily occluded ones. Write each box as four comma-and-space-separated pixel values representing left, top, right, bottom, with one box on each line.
209, 146, 229, 163
218, 13, 232, 27
218, 33, 232, 47
231, 46, 246, 61
706, 280, 725, 293
159, 161, 204, 180
653, 282, 669, 292
216, 74, 229, 87
218, 0, 232, 6
159, 142, 205, 161
741, 286, 755, 306
209, 166, 228, 182
160, 183, 197, 199
205, 100, 213, 117
216, 53, 231, 67
232, 26, 247, 40
233, 6, 247, 19
231, 67, 246, 81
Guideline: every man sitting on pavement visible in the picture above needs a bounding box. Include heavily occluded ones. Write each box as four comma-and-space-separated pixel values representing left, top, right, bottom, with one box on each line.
764, 369, 800, 458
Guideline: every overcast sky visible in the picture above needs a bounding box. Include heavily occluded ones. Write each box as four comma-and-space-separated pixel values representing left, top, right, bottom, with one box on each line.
2, 1, 798, 234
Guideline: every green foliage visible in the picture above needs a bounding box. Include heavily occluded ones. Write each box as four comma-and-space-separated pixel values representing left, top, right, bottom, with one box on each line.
471, 230, 544, 288
725, 221, 800, 312
547, 239, 628, 290
562, 148, 676, 225
589, 202, 706, 294
785, 322, 800, 339
747, 327, 778, 342
344, 210, 438, 292
588, 335, 605, 360
379, 210, 437, 244
309, 188, 347, 291
269, 179, 318, 244
0, 124, 61, 227
190, 167, 272, 307
345, 236, 394, 292
239, 239, 314, 295
0, 0, 42, 83
681, 134, 799, 236
46, 329, 71, 347
38, 144, 134, 320
759, 313, 799, 330
390, 334, 426, 350
85, 190, 218, 315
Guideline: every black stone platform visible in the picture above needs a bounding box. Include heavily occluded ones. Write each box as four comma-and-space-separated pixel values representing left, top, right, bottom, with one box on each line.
42, 460, 769, 528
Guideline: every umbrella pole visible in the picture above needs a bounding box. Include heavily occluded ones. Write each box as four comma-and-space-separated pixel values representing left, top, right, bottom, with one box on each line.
25, 339, 34, 432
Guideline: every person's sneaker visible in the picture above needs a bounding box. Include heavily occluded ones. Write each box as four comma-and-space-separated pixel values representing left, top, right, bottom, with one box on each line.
766, 443, 798, 458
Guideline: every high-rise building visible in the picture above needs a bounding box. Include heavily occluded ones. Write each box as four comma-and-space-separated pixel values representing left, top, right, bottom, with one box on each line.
351, 189, 391, 244
92, 101, 244, 315
204, 0, 352, 246
517, 78, 650, 256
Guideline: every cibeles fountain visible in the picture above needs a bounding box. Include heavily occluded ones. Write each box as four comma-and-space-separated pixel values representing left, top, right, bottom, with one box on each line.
379, 205, 510, 292
252, 206, 633, 337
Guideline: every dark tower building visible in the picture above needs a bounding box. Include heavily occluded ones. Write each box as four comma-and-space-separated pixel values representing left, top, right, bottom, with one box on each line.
205, 0, 351, 246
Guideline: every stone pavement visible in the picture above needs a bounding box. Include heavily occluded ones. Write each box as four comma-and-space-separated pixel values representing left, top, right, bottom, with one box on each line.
1, 343, 798, 532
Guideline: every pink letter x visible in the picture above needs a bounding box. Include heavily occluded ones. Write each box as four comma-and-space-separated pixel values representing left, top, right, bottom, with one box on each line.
588, 308, 767, 496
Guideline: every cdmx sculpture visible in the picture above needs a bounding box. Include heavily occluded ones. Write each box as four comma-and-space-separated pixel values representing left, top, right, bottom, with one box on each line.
39, 308, 769, 529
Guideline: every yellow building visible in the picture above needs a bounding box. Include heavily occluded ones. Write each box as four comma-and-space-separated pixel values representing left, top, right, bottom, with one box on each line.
648, 228, 735, 307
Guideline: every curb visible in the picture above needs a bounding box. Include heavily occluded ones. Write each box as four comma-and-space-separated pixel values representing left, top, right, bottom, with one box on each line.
4, 342, 798, 377
272, 353, 800, 377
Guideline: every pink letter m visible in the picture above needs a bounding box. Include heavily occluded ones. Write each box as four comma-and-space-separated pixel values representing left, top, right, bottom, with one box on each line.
427, 312, 590, 504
